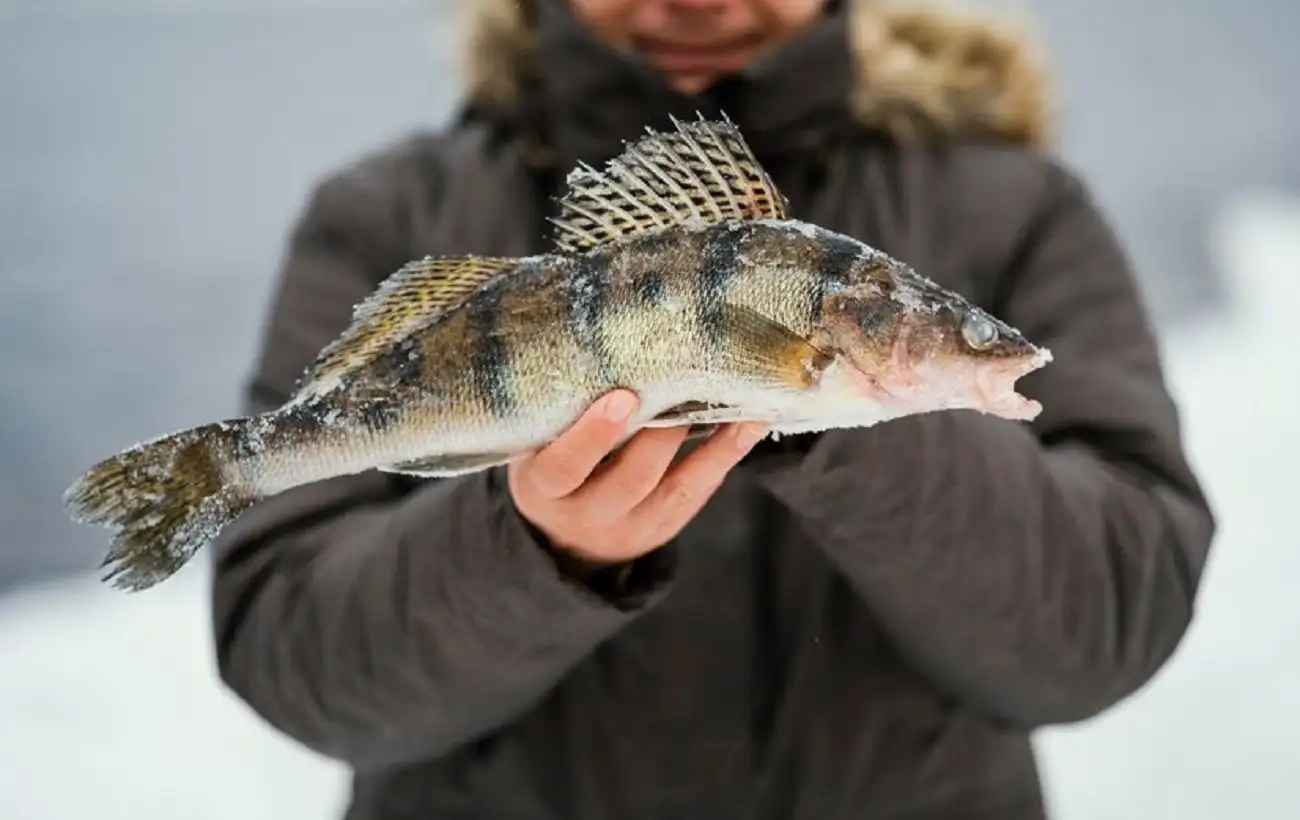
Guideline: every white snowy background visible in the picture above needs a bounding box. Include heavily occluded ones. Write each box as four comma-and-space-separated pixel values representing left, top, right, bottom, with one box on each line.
3, 191, 1297, 820
3, 1, 1299, 818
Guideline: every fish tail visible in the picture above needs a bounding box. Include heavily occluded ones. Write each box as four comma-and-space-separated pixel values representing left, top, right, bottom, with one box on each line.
63, 417, 262, 592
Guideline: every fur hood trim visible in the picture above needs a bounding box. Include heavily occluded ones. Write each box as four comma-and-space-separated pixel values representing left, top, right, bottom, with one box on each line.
460, 0, 1056, 149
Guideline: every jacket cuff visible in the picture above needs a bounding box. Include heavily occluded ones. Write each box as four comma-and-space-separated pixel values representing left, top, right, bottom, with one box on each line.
504, 485, 680, 613
398, 467, 677, 649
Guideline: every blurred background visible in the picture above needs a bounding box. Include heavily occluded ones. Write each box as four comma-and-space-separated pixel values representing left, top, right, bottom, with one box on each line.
1, 0, 1297, 818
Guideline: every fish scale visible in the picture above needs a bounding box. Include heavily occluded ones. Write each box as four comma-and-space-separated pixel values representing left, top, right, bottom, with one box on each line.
63, 112, 1053, 592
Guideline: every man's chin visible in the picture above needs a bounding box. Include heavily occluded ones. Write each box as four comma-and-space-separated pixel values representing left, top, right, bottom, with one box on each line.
663, 71, 719, 95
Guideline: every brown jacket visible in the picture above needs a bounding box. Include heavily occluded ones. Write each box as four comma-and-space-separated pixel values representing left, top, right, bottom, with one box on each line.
211, 2, 1216, 818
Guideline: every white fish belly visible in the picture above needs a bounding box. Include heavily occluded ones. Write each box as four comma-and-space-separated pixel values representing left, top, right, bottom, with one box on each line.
738, 359, 900, 436
633, 362, 900, 437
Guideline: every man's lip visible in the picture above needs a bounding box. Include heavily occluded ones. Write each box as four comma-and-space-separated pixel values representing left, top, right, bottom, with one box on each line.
635, 35, 761, 73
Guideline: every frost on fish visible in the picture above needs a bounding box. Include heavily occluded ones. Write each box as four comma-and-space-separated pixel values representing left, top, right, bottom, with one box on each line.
64, 112, 1053, 592
63, 419, 257, 591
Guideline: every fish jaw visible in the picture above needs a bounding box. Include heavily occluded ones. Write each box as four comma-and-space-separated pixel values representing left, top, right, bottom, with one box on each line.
970, 348, 1052, 420
818, 262, 1054, 423
843, 340, 1052, 422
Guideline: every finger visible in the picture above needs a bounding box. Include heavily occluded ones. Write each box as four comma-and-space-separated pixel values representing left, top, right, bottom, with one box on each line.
633, 422, 766, 532
567, 425, 691, 518
516, 389, 639, 500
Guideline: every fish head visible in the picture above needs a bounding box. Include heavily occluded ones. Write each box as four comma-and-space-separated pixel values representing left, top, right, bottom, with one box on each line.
821, 267, 1052, 422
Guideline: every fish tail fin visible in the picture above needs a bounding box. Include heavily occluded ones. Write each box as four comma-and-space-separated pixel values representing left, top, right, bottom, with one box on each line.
63, 417, 262, 592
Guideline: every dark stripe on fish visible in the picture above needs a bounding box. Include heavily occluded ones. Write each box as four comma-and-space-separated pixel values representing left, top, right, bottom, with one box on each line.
278, 395, 338, 439
811, 232, 861, 325
376, 336, 425, 388
230, 424, 265, 461
566, 254, 616, 383
466, 283, 514, 419
236, 406, 316, 466
634, 269, 665, 304
629, 230, 674, 306
359, 399, 401, 432
697, 223, 749, 349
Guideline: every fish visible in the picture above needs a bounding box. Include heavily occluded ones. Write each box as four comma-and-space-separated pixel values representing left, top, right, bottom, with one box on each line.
63, 113, 1053, 592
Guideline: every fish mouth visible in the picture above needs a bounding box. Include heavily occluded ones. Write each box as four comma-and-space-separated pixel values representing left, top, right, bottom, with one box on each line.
845, 344, 1052, 422
974, 350, 1052, 420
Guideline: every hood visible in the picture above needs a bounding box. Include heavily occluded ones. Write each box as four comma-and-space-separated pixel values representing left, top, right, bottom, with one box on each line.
458, 0, 1055, 156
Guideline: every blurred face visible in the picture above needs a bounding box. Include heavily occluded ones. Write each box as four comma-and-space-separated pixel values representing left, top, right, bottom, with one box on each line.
568, 0, 829, 94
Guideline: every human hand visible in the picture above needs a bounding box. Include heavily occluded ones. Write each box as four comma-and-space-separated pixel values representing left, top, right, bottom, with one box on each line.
506, 389, 765, 573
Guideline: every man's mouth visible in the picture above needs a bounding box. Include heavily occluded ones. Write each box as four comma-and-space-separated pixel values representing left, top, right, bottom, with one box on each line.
634, 34, 764, 74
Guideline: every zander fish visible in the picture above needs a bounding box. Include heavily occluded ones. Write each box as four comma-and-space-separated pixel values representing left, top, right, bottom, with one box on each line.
64, 114, 1052, 591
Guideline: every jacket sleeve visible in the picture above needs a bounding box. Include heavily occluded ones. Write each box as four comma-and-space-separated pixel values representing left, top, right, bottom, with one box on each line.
751, 157, 1216, 728
209, 152, 676, 772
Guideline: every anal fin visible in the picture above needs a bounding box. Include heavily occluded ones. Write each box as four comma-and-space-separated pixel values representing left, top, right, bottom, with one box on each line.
379, 451, 521, 479
645, 402, 763, 428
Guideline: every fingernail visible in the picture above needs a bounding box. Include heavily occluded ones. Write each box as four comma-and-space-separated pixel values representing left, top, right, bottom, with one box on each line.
734, 423, 765, 451
603, 391, 637, 422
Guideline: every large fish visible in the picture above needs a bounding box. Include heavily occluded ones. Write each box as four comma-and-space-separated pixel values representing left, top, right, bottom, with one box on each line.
64, 114, 1052, 592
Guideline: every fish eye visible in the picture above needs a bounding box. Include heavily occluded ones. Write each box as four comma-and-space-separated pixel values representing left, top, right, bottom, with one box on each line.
960, 313, 998, 350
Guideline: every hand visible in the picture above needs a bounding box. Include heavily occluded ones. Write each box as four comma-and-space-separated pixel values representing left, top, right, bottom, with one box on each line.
506, 389, 765, 573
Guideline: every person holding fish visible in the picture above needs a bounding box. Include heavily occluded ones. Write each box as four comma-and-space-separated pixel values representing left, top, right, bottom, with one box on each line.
65, 1, 1216, 818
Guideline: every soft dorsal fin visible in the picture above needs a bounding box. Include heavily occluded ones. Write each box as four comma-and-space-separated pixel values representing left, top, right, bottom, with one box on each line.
549, 113, 790, 254
293, 255, 517, 399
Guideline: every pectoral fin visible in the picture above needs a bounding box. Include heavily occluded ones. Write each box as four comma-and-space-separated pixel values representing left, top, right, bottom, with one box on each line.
720, 303, 832, 390
640, 308, 827, 431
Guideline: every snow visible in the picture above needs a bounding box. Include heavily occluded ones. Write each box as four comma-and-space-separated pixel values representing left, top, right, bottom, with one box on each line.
0, 559, 349, 820
2, 190, 1297, 818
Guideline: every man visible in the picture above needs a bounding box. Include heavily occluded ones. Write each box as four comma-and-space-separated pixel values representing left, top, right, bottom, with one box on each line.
211, 1, 1216, 818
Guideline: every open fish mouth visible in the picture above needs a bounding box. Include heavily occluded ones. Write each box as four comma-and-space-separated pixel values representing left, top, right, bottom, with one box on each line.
973, 351, 1052, 420
847, 344, 1052, 421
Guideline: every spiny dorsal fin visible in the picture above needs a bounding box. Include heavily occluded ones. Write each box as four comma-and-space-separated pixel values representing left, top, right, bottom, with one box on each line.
549, 113, 790, 254
293, 255, 518, 399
